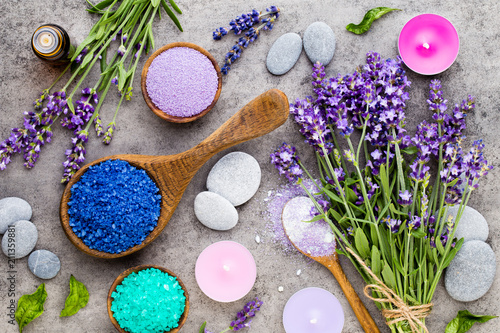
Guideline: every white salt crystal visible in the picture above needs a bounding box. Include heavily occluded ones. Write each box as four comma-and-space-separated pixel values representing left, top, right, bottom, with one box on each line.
255, 235, 261, 243
278, 286, 284, 292
296, 269, 302, 276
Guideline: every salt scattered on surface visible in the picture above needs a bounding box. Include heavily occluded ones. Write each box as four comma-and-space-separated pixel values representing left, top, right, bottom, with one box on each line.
282, 197, 335, 257
146, 47, 218, 117
255, 235, 261, 243
296, 269, 302, 276
278, 286, 284, 292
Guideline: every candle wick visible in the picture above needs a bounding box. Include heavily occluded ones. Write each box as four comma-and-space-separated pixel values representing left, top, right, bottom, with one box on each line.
223, 265, 230, 272
310, 318, 318, 324
423, 42, 430, 49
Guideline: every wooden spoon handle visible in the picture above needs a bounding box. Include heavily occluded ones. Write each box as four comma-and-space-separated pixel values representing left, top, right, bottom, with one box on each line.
184, 89, 289, 165
326, 259, 380, 333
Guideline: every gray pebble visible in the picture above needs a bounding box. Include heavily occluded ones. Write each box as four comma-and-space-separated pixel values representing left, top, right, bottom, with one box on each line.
0, 197, 32, 234
445, 240, 496, 302
447, 206, 488, 242
303, 22, 336, 65
207, 152, 261, 206
28, 250, 61, 279
1, 220, 38, 259
266, 33, 303, 75
194, 192, 238, 231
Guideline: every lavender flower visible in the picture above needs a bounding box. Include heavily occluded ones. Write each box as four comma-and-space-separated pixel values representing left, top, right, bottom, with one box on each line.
270, 143, 303, 183
61, 129, 88, 184
229, 298, 263, 330
397, 190, 413, 206
382, 217, 402, 233
103, 122, 116, 145
217, 6, 280, 75
407, 214, 421, 231
117, 45, 126, 57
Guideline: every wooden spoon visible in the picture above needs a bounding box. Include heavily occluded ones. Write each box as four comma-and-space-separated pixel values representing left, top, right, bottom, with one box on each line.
60, 89, 289, 259
282, 202, 380, 333
107, 265, 189, 333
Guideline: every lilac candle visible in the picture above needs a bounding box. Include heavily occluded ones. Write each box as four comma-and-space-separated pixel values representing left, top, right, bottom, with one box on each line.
195, 241, 257, 302
146, 46, 219, 117
283, 287, 344, 333
398, 14, 459, 75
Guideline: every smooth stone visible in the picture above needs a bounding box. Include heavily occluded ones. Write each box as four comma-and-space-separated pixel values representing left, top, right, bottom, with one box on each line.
206, 152, 261, 206
447, 205, 489, 242
0, 197, 32, 234
194, 191, 239, 231
444, 240, 496, 302
1, 220, 38, 259
303, 22, 336, 66
28, 250, 61, 279
266, 33, 303, 75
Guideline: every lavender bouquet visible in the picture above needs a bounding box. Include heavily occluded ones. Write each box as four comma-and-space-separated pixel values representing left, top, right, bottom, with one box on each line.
271, 52, 492, 333
0, 0, 183, 183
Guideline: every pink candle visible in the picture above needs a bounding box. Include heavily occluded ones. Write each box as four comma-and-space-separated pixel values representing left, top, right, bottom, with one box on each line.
398, 14, 459, 75
283, 287, 344, 333
195, 241, 257, 302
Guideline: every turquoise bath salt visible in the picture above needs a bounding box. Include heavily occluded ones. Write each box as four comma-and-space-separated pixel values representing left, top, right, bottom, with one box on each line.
111, 268, 186, 333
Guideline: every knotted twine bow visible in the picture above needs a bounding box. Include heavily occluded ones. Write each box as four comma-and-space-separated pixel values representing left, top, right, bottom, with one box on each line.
346, 248, 433, 333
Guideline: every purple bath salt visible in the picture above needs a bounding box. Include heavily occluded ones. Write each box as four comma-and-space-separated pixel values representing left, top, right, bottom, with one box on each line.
146, 47, 218, 117
282, 196, 336, 257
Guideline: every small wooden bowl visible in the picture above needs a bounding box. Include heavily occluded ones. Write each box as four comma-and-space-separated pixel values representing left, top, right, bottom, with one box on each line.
108, 265, 190, 333
141, 42, 222, 123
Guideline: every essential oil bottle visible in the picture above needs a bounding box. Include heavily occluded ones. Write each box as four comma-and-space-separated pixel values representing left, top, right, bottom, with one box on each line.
31, 24, 71, 65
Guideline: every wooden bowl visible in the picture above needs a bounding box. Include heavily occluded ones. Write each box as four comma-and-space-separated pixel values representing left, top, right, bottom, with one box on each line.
108, 265, 190, 333
141, 42, 222, 123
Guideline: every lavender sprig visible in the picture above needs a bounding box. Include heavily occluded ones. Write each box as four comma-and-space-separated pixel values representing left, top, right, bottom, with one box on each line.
215, 6, 280, 75
200, 298, 263, 333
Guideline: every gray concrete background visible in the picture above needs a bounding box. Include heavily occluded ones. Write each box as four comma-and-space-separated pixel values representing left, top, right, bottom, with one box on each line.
0, 0, 499, 332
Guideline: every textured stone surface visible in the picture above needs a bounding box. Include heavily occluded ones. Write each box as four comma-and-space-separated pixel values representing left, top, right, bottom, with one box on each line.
28, 249, 61, 279
1, 1, 500, 332
447, 205, 489, 242
445, 240, 496, 302
303, 22, 336, 65
1, 220, 38, 259
0, 197, 32, 234
206, 152, 261, 206
194, 191, 239, 231
266, 33, 303, 75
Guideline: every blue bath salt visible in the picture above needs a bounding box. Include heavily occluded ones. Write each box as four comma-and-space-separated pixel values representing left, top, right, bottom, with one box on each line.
111, 268, 186, 333
68, 159, 162, 253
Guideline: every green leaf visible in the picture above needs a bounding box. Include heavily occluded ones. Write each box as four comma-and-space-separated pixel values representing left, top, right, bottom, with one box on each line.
80, 51, 95, 69
402, 146, 418, 155
345, 185, 358, 203
67, 98, 75, 113
199, 322, 207, 333
371, 246, 382, 276
442, 248, 459, 269
15, 284, 47, 333
161, 0, 183, 31
379, 164, 390, 201
435, 238, 445, 256
445, 318, 460, 333
100, 47, 107, 73
169, 0, 182, 14
60, 275, 89, 317
151, 0, 161, 8
303, 214, 327, 223
381, 262, 396, 289
370, 224, 379, 248
389, 203, 406, 216
346, 7, 400, 35
323, 188, 344, 204
71, 33, 96, 62
354, 228, 370, 259
344, 177, 359, 186
86, 0, 115, 13
411, 228, 426, 239
445, 310, 497, 333
328, 208, 344, 223
118, 63, 127, 91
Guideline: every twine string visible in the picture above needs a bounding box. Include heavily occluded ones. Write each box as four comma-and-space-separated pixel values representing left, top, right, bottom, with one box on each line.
346, 248, 433, 333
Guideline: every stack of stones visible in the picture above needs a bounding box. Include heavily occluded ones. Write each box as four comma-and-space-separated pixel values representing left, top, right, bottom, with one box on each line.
194, 152, 261, 231
444, 206, 496, 302
266, 21, 336, 75
0, 197, 60, 279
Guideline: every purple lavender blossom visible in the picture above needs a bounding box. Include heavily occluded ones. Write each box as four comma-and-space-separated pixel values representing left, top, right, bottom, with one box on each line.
61, 129, 88, 184
103, 122, 116, 145
270, 143, 303, 183
217, 6, 280, 75
407, 214, 421, 230
462, 139, 493, 190
397, 190, 413, 206
229, 297, 263, 331
382, 217, 402, 233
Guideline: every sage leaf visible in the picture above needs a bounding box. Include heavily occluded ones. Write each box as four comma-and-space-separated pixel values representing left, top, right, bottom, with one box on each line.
60, 275, 90, 317
15, 284, 47, 333
346, 7, 401, 35
169, 0, 182, 14
445, 310, 497, 333
381, 263, 396, 289
371, 246, 382, 276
